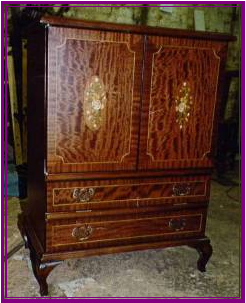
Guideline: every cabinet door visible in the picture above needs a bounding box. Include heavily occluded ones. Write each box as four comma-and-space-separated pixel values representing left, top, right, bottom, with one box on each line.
47, 27, 143, 173
138, 36, 226, 170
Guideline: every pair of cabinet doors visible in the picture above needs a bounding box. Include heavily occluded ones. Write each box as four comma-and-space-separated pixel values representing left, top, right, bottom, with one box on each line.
46, 26, 222, 173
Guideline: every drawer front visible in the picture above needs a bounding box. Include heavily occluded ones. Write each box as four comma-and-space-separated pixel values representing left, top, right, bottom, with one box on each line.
46, 209, 206, 252
47, 176, 210, 212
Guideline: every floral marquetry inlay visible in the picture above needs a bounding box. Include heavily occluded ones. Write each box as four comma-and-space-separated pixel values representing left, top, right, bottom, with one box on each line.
175, 82, 193, 129
84, 76, 107, 131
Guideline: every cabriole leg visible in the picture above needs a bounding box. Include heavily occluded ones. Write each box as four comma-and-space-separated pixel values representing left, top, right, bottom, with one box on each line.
190, 238, 213, 272
29, 250, 62, 296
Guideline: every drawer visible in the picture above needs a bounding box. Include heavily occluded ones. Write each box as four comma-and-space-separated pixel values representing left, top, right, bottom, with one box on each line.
46, 209, 206, 252
47, 176, 210, 212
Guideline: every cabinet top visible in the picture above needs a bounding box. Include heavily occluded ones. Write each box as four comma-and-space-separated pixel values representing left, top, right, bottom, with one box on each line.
40, 16, 236, 42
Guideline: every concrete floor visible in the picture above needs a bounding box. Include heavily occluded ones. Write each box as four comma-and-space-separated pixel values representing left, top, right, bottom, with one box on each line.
6, 178, 240, 298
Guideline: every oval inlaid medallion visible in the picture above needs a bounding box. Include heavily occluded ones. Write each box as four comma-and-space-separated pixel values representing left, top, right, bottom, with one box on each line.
84, 76, 107, 131
175, 81, 193, 129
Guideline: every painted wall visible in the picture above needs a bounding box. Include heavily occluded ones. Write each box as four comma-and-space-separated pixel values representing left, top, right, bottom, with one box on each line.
62, 5, 239, 67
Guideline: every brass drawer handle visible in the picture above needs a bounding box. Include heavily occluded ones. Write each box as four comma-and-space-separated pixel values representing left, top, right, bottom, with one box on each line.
172, 183, 191, 196
72, 188, 95, 202
72, 225, 93, 241
169, 218, 186, 231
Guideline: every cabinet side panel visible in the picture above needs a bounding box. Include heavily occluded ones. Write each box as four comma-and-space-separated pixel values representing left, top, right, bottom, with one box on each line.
26, 26, 47, 249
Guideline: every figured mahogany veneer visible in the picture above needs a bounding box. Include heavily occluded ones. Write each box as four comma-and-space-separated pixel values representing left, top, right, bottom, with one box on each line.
47, 209, 206, 252
138, 36, 228, 170
47, 27, 143, 173
19, 16, 235, 296
47, 175, 209, 212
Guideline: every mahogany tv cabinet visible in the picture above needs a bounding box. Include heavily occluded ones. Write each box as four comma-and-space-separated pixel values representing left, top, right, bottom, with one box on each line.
18, 16, 235, 296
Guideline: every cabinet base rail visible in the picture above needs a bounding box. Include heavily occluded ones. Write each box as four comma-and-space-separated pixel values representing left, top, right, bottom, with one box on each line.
18, 213, 212, 297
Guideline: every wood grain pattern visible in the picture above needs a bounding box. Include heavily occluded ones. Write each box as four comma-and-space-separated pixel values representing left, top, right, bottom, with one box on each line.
148, 47, 219, 159
46, 208, 206, 252
41, 237, 210, 263
47, 27, 143, 173
40, 16, 236, 42
47, 175, 209, 212
46, 204, 208, 221
138, 36, 228, 170
45, 168, 213, 181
